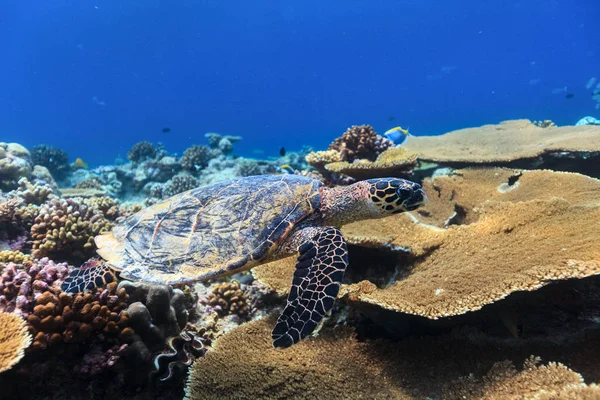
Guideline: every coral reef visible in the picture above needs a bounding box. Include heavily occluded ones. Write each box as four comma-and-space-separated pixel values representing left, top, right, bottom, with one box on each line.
180, 145, 212, 170
0, 142, 32, 188
0, 311, 31, 373
236, 158, 277, 177
185, 313, 600, 399
163, 174, 199, 197
403, 119, 600, 166
325, 147, 418, 180
328, 125, 394, 162
30, 145, 69, 178
204, 132, 241, 156
0, 250, 31, 264
202, 281, 249, 317
30, 198, 113, 261
11, 177, 56, 204
127, 141, 157, 163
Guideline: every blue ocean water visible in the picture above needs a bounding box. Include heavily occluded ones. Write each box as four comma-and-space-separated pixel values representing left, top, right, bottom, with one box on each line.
1, 0, 599, 166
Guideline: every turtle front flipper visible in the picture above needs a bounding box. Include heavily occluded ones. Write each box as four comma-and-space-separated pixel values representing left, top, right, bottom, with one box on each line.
272, 227, 348, 348
61, 258, 118, 293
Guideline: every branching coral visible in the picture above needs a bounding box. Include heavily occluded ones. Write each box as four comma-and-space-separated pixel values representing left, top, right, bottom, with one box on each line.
30, 145, 69, 177
328, 125, 394, 162
0, 311, 32, 373
30, 198, 113, 261
202, 281, 249, 317
0, 250, 32, 264
127, 141, 156, 162
180, 145, 212, 170
11, 177, 56, 205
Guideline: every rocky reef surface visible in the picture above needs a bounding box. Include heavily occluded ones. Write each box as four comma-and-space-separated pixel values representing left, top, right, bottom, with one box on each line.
2, 121, 600, 399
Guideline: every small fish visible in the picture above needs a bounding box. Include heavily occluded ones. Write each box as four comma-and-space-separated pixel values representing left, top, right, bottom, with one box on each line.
277, 164, 295, 174
383, 126, 410, 146
565, 93, 575, 99
279, 147, 286, 157
74, 157, 89, 169
162, 127, 171, 133
388, 115, 396, 122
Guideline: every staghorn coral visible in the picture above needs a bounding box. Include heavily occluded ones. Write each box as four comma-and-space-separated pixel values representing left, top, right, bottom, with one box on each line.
328, 125, 394, 162
0, 250, 31, 264
202, 281, 249, 317
402, 119, 600, 165
180, 145, 212, 170
325, 146, 418, 180
30, 198, 113, 261
127, 141, 156, 162
30, 145, 69, 177
162, 174, 199, 197
0, 311, 32, 373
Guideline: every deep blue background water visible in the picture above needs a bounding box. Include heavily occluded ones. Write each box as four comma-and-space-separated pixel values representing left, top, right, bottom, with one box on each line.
1, 0, 599, 166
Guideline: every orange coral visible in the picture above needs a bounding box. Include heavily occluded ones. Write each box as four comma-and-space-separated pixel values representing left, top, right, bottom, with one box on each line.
26, 283, 131, 351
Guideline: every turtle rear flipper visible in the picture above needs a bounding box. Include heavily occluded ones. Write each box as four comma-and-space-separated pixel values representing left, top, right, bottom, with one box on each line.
272, 227, 348, 348
61, 258, 118, 293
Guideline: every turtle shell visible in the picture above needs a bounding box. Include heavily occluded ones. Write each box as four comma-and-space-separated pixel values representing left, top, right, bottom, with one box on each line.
95, 175, 323, 285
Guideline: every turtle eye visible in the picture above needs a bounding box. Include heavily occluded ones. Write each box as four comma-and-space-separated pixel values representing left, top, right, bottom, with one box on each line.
396, 186, 413, 200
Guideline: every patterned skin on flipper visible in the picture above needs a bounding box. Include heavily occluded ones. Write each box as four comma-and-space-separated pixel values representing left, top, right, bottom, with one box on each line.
366, 178, 426, 213
60, 258, 118, 293
271, 227, 348, 348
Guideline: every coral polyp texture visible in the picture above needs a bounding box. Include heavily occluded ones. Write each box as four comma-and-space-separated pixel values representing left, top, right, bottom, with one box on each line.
202, 281, 249, 317
180, 145, 212, 170
30, 145, 69, 177
185, 314, 599, 400
0, 311, 31, 373
328, 125, 394, 162
31, 198, 113, 261
402, 119, 600, 164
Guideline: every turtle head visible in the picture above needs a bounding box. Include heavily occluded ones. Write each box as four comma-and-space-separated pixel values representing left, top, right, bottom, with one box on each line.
320, 178, 427, 226
365, 178, 427, 214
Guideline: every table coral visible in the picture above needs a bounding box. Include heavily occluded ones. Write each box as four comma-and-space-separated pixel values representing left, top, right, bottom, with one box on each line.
185, 314, 600, 399
325, 147, 418, 180
402, 119, 600, 165
328, 125, 394, 162
0, 311, 31, 373
30, 198, 113, 261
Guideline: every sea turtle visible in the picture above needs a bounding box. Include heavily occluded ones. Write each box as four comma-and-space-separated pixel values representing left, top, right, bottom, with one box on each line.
62, 174, 427, 348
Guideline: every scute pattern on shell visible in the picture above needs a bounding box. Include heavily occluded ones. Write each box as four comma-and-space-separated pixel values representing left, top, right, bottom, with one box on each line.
97, 175, 322, 285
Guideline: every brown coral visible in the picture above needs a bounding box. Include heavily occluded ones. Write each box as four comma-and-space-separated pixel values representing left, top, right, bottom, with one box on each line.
255, 196, 600, 319
185, 314, 599, 400
403, 119, 600, 164
30, 198, 113, 261
328, 125, 394, 162
325, 147, 418, 180
203, 281, 249, 317
0, 311, 32, 373
27, 283, 131, 351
